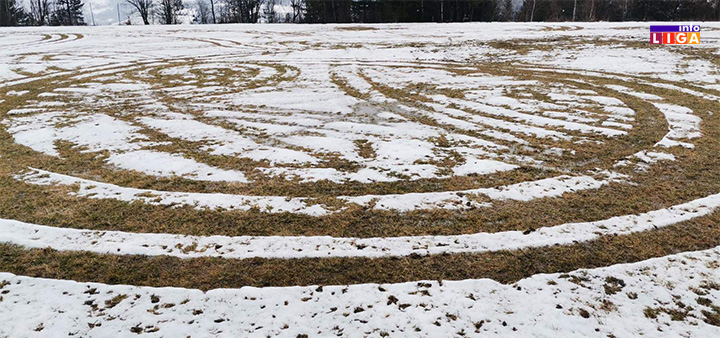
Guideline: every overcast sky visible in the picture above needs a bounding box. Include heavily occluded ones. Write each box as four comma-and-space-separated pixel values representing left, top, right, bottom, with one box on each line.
89, 0, 123, 25
83, 0, 138, 25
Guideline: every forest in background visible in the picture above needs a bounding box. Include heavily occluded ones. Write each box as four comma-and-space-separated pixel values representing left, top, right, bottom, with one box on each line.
1, 0, 719, 26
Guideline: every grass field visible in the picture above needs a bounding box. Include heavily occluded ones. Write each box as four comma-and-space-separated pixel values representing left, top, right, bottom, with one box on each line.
0, 22, 719, 337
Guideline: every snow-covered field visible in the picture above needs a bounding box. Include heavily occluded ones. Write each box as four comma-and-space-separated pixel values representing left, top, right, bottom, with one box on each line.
0, 22, 719, 337
1, 247, 719, 337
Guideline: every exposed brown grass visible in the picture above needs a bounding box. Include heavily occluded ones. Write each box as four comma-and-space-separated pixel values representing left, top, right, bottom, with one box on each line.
1, 34, 720, 291
335, 26, 377, 31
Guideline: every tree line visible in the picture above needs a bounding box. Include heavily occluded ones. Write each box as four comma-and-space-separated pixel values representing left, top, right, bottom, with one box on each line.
1, 0, 85, 25
1, 0, 719, 26
191, 0, 720, 23
517, 0, 720, 22
302, 0, 720, 23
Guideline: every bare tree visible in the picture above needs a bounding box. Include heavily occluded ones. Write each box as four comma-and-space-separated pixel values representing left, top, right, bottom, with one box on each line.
587, 0, 596, 20
572, 0, 577, 20
126, 0, 153, 24
209, 0, 216, 22
289, 0, 303, 22
263, 0, 277, 22
529, 0, 536, 21
30, 0, 51, 25
547, 0, 562, 21
224, 0, 262, 23
196, 0, 211, 23
157, 0, 183, 24
51, 0, 85, 25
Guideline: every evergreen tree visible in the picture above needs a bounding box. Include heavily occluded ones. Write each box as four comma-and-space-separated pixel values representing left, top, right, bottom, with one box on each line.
51, 0, 85, 25
497, 0, 514, 21
29, 0, 50, 25
0, 0, 26, 26
195, 0, 211, 23
221, 0, 262, 23
157, 0, 184, 24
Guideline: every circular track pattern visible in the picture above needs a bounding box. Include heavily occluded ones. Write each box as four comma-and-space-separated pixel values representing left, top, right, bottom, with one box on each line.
0, 23, 720, 337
